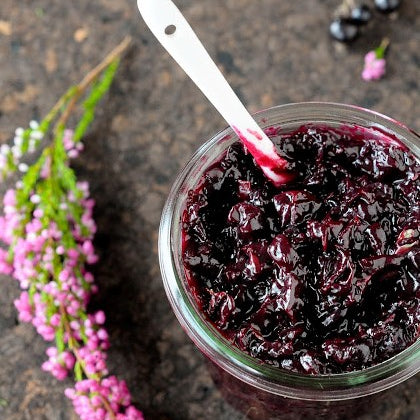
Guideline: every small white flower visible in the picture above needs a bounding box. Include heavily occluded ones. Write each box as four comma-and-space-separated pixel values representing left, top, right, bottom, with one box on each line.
18, 163, 29, 172
30, 194, 41, 204
15, 180, 24, 189
29, 120, 39, 129
14, 136, 23, 147
15, 127, 24, 136
30, 130, 44, 140
11, 145, 22, 159
4, 205, 15, 214
27, 232, 37, 241
0, 144, 10, 155
59, 202, 68, 210
28, 139, 37, 153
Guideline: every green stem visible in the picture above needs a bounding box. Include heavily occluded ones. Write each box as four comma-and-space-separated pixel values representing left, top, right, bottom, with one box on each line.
375, 37, 390, 59
54, 36, 131, 135
39, 86, 78, 134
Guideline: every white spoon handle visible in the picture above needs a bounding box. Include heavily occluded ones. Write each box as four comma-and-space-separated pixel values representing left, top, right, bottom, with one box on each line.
137, 0, 291, 185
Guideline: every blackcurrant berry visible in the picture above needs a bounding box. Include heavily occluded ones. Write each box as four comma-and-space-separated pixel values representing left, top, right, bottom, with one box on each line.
350, 5, 372, 25
329, 18, 359, 42
374, 0, 401, 13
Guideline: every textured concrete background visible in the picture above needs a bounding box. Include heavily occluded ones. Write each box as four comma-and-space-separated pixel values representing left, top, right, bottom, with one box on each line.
0, 0, 418, 419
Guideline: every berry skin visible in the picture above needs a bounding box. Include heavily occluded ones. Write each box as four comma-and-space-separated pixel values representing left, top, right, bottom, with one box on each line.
374, 0, 401, 13
329, 18, 359, 42
350, 4, 372, 25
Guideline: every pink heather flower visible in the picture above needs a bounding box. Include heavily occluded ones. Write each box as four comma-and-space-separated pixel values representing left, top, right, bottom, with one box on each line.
14, 292, 33, 322
50, 313, 61, 327
0, 248, 13, 275
362, 39, 389, 82
62, 351, 76, 369
62, 130, 83, 160
362, 52, 386, 81
68, 190, 77, 202
77, 181, 89, 195
81, 240, 98, 264
125, 406, 145, 420
64, 388, 76, 399
65, 376, 144, 420
0, 216, 5, 237
95, 310, 106, 325
1, 159, 143, 418
25, 218, 42, 234
84, 198, 95, 210
68, 149, 79, 159
3, 189, 16, 207
37, 324, 56, 341
59, 268, 71, 282
84, 272, 94, 283
68, 248, 79, 261
63, 129, 75, 151
41, 360, 68, 380
42, 348, 75, 380
33, 207, 43, 218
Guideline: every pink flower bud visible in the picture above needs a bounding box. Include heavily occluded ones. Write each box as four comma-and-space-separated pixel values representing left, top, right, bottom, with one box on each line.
95, 311, 106, 325
33, 208, 44, 218
64, 388, 76, 399
50, 313, 61, 327
3, 189, 16, 207
68, 149, 79, 159
97, 328, 108, 341
62, 352, 75, 369
46, 347, 58, 358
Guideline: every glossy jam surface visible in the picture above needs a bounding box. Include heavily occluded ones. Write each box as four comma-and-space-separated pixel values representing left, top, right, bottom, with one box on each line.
181, 125, 420, 374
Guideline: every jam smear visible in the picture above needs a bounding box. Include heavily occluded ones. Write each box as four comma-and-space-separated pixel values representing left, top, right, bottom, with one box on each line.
182, 125, 420, 374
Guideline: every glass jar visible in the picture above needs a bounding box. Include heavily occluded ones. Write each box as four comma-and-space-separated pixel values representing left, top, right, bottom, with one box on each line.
158, 102, 420, 419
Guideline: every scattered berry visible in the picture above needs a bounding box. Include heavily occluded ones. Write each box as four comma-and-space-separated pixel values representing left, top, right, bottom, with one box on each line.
350, 4, 372, 25
329, 18, 359, 42
374, 0, 401, 13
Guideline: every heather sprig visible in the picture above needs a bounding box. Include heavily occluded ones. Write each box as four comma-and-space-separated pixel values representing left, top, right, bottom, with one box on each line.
362, 38, 389, 81
0, 37, 144, 420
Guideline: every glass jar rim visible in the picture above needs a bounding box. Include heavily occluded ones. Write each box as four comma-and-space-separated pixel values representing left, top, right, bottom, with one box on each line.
159, 102, 420, 401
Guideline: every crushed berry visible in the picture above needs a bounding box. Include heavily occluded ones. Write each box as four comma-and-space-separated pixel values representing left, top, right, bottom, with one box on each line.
181, 125, 419, 374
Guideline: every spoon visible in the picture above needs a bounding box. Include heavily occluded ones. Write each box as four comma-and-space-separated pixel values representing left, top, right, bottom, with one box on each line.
137, 0, 292, 186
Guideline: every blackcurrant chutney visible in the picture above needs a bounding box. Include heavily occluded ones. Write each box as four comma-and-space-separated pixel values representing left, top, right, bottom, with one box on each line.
181, 124, 420, 375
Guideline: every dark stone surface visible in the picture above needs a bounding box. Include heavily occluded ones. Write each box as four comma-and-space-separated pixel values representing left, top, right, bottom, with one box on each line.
0, 0, 418, 419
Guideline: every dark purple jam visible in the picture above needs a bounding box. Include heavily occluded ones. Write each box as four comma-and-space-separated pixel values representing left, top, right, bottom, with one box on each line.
181, 125, 420, 374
